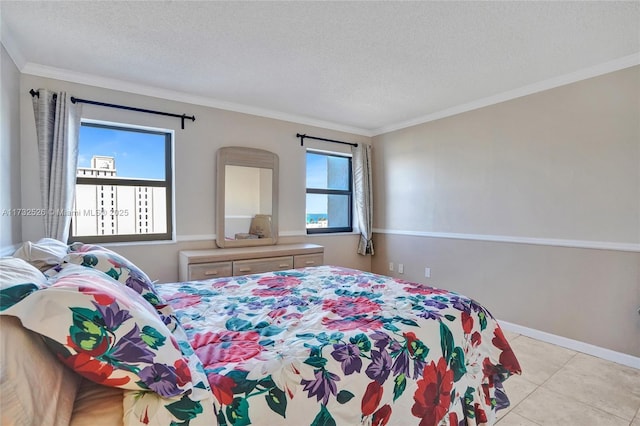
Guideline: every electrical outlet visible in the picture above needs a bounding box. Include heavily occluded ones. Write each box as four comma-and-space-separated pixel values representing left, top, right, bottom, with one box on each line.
424, 267, 431, 278
389, 262, 394, 272
398, 263, 404, 274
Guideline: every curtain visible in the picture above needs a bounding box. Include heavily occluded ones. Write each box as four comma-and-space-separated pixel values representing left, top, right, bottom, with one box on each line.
351, 143, 374, 255
31, 89, 82, 242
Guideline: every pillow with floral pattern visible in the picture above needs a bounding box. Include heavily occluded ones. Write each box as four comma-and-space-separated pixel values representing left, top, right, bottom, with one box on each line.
1, 265, 193, 398
47, 243, 163, 308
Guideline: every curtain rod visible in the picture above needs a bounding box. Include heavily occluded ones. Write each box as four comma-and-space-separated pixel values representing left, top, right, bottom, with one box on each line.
297, 133, 358, 148
29, 89, 195, 129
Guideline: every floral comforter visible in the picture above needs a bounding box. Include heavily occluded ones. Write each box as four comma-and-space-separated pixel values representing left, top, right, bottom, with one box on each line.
154, 265, 521, 426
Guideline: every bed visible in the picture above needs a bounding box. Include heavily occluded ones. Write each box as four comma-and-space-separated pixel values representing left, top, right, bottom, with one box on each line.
1, 240, 521, 426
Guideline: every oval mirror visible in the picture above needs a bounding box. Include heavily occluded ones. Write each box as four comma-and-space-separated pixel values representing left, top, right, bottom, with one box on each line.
216, 147, 279, 248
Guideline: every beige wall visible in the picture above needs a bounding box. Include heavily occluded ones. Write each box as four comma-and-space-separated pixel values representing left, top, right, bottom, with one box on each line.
1, 45, 22, 251
372, 66, 640, 356
373, 66, 639, 243
18, 74, 372, 280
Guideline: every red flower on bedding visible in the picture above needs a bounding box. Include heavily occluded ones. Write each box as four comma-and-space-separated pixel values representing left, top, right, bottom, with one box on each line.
67, 334, 110, 357
252, 275, 302, 297
62, 352, 130, 387
268, 308, 287, 318
412, 358, 454, 426
173, 358, 192, 387
207, 373, 236, 405
210, 279, 232, 289
192, 330, 263, 369
361, 380, 383, 416
165, 292, 202, 310
79, 286, 116, 306
323, 296, 381, 318
257, 275, 301, 288
372, 404, 392, 426
461, 311, 474, 335
491, 327, 521, 374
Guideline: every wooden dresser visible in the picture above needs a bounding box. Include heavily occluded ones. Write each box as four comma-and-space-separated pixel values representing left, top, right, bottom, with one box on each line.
178, 243, 324, 281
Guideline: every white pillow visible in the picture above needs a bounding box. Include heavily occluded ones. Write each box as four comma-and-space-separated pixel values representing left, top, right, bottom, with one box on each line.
0, 257, 48, 289
0, 315, 81, 426
13, 238, 68, 271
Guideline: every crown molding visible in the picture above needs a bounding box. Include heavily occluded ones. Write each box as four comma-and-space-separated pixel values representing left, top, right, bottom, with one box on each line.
371, 53, 640, 136
19, 62, 374, 137
13, 47, 639, 139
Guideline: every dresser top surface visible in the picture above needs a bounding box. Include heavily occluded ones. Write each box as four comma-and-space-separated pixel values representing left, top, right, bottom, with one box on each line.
180, 243, 324, 263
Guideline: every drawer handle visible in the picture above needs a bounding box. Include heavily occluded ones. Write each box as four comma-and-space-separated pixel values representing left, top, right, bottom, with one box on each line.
304, 260, 316, 265
278, 264, 290, 268
204, 270, 219, 276
239, 267, 252, 273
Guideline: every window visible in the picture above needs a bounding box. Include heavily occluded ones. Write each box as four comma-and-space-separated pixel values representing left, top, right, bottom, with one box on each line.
306, 150, 352, 233
70, 122, 173, 243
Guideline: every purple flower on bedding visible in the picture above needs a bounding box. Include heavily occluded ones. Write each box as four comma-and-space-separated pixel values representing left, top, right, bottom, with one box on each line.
417, 310, 442, 321
369, 331, 391, 351
331, 343, 362, 375
125, 270, 153, 293
273, 296, 305, 310
413, 358, 426, 380
110, 324, 155, 364
138, 363, 181, 397
92, 301, 132, 330
301, 369, 340, 405
389, 340, 402, 353
392, 349, 411, 376
424, 298, 447, 310
365, 350, 392, 384
448, 295, 468, 311
245, 300, 267, 311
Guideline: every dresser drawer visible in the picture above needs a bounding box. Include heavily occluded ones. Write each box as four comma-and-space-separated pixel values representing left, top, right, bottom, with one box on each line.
294, 253, 324, 268
188, 261, 233, 280
233, 256, 294, 276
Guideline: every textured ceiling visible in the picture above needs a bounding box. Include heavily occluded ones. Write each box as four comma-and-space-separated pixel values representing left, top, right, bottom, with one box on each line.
1, 1, 639, 135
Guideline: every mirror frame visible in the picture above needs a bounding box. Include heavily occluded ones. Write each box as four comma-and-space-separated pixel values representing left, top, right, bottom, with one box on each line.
216, 147, 279, 248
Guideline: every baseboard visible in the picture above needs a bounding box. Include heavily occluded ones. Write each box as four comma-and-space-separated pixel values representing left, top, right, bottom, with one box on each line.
499, 320, 639, 370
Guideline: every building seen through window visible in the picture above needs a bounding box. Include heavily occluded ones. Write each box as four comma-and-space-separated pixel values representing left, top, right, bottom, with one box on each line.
71, 122, 172, 243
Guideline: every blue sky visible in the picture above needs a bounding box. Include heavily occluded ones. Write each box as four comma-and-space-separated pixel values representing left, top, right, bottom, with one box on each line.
306, 152, 329, 214
78, 125, 166, 179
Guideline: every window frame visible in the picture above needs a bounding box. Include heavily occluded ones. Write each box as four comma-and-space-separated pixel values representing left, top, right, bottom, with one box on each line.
305, 149, 353, 234
69, 121, 174, 244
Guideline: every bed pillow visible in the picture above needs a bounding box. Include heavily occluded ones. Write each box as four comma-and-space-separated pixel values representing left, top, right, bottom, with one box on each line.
0, 315, 82, 426
13, 238, 69, 271
50, 243, 163, 308
1, 265, 193, 398
0, 257, 48, 312
0, 257, 48, 288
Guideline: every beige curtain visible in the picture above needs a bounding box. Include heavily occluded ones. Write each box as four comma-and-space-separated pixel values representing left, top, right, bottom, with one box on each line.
32, 89, 82, 242
351, 144, 374, 255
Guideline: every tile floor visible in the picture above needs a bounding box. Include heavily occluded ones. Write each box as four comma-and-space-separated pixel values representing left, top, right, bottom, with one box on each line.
496, 331, 640, 426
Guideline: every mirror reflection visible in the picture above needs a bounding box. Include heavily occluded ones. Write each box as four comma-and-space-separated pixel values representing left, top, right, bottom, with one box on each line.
224, 165, 273, 240
216, 146, 279, 248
